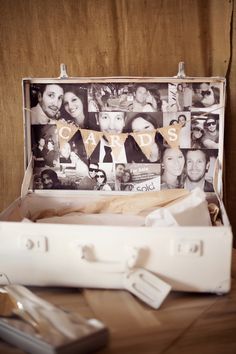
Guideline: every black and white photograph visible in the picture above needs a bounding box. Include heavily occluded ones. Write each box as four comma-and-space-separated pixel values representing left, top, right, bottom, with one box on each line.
168, 82, 192, 112
163, 111, 191, 148
33, 168, 62, 190
87, 83, 168, 113
184, 148, 217, 192
88, 111, 126, 133
160, 147, 217, 192
59, 130, 88, 166
87, 111, 128, 163
30, 83, 88, 128
191, 82, 221, 111
124, 112, 163, 132
58, 84, 88, 127
115, 163, 161, 192
124, 112, 163, 163
88, 83, 133, 112
86, 111, 157, 164
77, 162, 114, 191
161, 147, 186, 189
28, 80, 222, 192
30, 83, 64, 125
127, 83, 168, 112
31, 124, 59, 170
94, 163, 115, 191
191, 113, 219, 149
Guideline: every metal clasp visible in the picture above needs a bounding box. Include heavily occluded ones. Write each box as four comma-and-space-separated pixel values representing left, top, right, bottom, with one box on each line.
175, 61, 186, 79
59, 63, 69, 79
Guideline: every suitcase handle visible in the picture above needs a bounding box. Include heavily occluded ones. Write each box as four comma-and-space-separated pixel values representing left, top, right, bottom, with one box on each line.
76, 243, 171, 309
77, 243, 143, 271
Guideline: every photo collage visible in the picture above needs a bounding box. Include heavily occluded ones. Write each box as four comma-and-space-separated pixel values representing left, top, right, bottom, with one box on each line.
29, 81, 222, 192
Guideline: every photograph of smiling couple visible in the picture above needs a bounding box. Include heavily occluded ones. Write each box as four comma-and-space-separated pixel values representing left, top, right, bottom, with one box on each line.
88, 111, 163, 164
30, 84, 87, 127
29, 83, 165, 128
191, 114, 219, 149
160, 147, 216, 192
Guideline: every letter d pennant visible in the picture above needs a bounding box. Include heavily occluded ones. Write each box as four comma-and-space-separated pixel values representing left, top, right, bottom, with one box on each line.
131, 131, 156, 160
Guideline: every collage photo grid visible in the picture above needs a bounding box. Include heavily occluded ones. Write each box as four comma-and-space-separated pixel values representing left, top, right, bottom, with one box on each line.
29, 81, 222, 193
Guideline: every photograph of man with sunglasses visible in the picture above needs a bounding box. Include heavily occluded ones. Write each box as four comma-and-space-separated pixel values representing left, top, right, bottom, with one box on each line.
79, 162, 99, 190
202, 115, 219, 149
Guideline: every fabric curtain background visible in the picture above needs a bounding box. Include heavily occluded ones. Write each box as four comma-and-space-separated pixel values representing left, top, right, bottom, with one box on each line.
0, 0, 235, 243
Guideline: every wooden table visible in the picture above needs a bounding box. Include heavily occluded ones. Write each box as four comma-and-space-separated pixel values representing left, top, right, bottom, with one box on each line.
1, 250, 236, 354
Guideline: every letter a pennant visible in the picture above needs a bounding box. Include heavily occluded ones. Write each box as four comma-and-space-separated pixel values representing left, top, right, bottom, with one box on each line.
80, 129, 103, 158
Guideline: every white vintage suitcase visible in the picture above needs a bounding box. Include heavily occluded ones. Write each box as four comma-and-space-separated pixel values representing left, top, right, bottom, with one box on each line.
0, 64, 233, 309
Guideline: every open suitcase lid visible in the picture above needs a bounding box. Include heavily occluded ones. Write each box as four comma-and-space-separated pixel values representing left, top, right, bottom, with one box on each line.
21, 63, 225, 198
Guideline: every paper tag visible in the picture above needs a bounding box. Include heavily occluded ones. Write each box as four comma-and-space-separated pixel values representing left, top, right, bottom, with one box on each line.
123, 268, 171, 309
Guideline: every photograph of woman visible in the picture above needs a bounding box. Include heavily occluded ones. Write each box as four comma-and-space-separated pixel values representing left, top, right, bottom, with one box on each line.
170, 119, 178, 125
40, 169, 61, 189
124, 112, 162, 163
176, 84, 184, 111
61, 85, 87, 127
161, 147, 185, 189
191, 122, 205, 149
94, 169, 112, 191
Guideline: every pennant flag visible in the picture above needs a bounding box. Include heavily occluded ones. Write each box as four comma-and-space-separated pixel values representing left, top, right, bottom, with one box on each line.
80, 129, 103, 158
131, 131, 156, 160
55, 121, 183, 161
158, 124, 182, 148
103, 132, 128, 161
56, 121, 79, 149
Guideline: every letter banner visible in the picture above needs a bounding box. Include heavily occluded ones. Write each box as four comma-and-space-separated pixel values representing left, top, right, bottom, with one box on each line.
130, 131, 156, 160
80, 129, 103, 158
56, 122, 183, 159
56, 121, 79, 149
103, 132, 128, 161
158, 124, 182, 148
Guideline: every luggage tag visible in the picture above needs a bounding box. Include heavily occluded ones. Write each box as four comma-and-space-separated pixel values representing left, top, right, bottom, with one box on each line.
123, 268, 171, 309
0, 285, 109, 354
